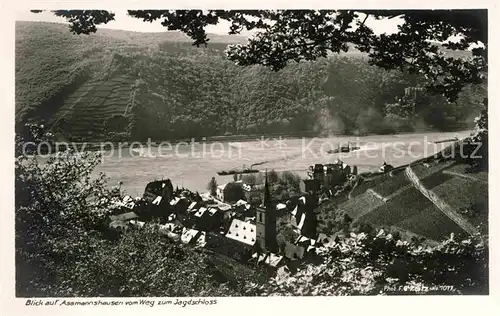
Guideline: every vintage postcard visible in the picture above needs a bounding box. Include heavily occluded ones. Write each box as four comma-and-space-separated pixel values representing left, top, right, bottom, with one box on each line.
1, 0, 498, 315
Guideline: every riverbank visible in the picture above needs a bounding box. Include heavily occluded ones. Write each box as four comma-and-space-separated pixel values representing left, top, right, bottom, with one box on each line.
87, 130, 472, 195
57, 128, 472, 153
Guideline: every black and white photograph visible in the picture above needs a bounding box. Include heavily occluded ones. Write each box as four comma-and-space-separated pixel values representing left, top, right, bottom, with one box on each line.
2, 1, 497, 308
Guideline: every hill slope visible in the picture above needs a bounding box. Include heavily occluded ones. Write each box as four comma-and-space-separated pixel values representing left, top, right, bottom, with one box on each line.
16, 22, 485, 142
334, 158, 488, 242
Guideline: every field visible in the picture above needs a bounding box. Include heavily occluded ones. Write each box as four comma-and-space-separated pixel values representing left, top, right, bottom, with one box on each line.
393, 204, 467, 241
349, 173, 393, 199
410, 160, 455, 179
339, 191, 384, 219
52, 75, 137, 141
356, 187, 433, 226
419, 172, 454, 189
431, 176, 488, 229
443, 163, 488, 183
370, 171, 410, 199
342, 158, 487, 242
353, 184, 470, 241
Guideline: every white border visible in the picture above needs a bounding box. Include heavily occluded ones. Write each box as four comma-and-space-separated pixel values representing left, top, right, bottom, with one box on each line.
1, 1, 499, 315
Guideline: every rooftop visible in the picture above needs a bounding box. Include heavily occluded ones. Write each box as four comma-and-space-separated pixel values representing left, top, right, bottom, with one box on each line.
181, 228, 201, 244
235, 199, 249, 207
217, 203, 233, 211
129, 220, 145, 228
195, 207, 208, 218
152, 196, 162, 205
276, 203, 287, 211
170, 197, 181, 205
187, 202, 198, 210
225, 219, 257, 246
113, 195, 136, 209
217, 183, 228, 190
252, 252, 284, 267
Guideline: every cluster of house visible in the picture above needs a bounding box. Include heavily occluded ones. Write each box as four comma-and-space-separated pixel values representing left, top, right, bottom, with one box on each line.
214, 180, 264, 206
304, 159, 395, 190
302, 159, 357, 193
107, 173, 340, 273
379, 162, 394, 173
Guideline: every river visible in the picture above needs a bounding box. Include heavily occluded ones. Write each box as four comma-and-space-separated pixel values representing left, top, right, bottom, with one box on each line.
93, 131, 471, 196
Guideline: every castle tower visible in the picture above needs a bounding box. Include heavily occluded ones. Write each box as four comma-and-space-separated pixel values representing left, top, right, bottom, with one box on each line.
160, 179, 174, 203
255, 170, 278, 253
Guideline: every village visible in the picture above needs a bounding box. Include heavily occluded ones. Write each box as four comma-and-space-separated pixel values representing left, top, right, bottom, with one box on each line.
105, 158, 389, 274
8, 7, 492, 302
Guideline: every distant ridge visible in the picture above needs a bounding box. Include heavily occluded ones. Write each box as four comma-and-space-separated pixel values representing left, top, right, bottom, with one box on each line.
330, 159, 487, 242
15, 21, 480, 142
15, 21, 249, 45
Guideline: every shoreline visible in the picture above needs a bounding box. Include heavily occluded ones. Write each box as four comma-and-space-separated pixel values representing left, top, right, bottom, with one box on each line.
61, 129, 472, 152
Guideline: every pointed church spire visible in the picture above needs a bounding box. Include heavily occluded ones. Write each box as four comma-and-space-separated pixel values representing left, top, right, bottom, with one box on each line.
263, 169, 271, 207
256, 169, 278, 253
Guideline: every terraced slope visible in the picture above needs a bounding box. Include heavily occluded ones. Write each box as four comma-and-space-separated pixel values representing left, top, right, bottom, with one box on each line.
370, 171, 410, 199
406, 164, 481, 236
410, 160, 455, 179
50, 75, 138, 141
348, 172, 394, 199
432, 176, 488, 210
357, 187, 434, 227
339, 159, 487, 242
339, 191, 384, 219
16, 21, 484, 142
394, 204, 467, 241
15, 21, 247, 141
443, 163, 488, 183
16, 22, 134, 125
431, 176, 488, 230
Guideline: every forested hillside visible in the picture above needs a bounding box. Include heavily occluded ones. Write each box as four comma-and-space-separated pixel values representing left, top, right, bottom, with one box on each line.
16, 22, 486, 142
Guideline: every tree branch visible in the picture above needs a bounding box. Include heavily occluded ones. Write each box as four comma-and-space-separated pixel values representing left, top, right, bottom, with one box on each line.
281, 35, 337, 53
360, 14, 369, 27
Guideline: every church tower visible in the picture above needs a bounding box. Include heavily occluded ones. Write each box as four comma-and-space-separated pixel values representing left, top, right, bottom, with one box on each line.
301, 194, 319, 239
255, 170, 278, 253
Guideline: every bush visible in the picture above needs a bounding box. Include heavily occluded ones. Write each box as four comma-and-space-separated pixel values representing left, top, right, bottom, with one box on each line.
247, 230, 488, 296
268, 169, 279, 184
207, 177, 217, 196
241, 174, 257, 186
15, 124, 247, 297
471, 101, 488, 170
223, 182, 246, 203
279, 171, 301, 192
55, 225, 238, 297
15, 148, 121, 296
105, 114, 129, 133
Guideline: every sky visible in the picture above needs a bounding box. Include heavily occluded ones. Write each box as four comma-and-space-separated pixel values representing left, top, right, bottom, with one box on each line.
15, 10, 403, 36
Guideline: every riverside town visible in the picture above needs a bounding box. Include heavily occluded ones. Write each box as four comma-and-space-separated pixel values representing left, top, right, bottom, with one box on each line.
13, 8, 489, 298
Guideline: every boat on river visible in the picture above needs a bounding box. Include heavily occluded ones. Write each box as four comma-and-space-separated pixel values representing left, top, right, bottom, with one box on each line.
326, 142, 360, 154
217, 168, 259, 176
